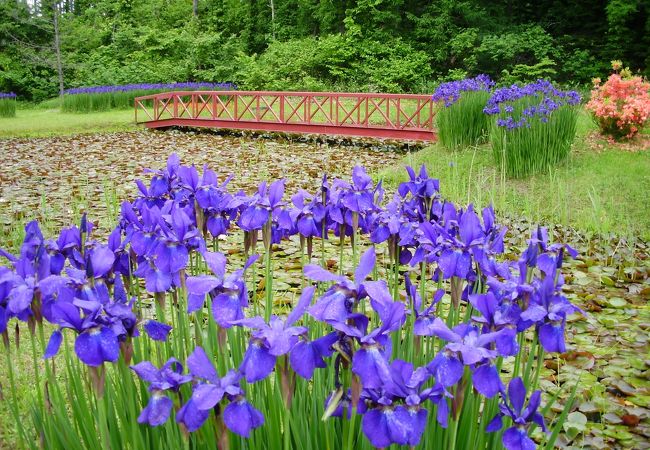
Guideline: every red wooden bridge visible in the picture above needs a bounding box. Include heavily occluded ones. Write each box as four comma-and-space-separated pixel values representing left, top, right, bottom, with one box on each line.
134, 91, 437, 141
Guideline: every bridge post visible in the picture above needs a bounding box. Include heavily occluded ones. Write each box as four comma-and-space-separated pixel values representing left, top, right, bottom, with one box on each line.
396, 98, 401, 128
279, 94, 285, 123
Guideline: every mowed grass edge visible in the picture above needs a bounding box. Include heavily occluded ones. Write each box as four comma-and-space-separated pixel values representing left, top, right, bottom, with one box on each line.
0, 107, 137, 138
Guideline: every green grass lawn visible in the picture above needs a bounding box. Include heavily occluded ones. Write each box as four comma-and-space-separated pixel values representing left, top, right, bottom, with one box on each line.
0, 106, 137, 137
379, 112, 650, 240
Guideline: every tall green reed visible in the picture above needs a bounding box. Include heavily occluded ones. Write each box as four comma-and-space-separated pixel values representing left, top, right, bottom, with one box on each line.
437, 91, 492, 150
490, 103, 578, 178
0, 97, 17, 118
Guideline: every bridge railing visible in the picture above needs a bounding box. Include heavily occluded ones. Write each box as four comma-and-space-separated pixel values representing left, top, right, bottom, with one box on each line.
135, 90, 437, 140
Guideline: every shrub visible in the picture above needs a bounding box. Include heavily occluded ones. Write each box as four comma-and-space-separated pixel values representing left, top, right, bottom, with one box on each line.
0, 92, 16, 117
234, 35, 431, 93
585, 62, 650, 140
485, 80, 581, 178
432, 75, 494, 149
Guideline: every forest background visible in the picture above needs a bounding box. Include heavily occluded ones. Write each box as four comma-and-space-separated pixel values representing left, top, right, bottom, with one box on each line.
1, 0, 649, 101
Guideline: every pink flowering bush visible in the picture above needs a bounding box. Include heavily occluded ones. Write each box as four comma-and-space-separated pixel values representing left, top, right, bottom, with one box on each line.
586, 64, 650, 140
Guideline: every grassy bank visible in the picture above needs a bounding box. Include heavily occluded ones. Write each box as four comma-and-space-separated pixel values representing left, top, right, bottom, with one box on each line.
379, 112, 650, 240
0, 107, 137, 138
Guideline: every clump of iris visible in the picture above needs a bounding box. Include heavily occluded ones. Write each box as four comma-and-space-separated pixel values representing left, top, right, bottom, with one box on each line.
0, 92, 17, 118
61, 82, 236, 113
432, 74, 495, 149
485, 79, 581, 178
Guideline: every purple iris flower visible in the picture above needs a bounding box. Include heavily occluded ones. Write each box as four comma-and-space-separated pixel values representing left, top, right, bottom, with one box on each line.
210, 253, 257, 327
186, 253, 258, 327
487, 377, 547, 450
238, 180, 285, 232
520, 226, 577, 270
328, 168, 383, 237
190, 168, 236, 238
187, 346, 244, 408
65, 82, 235, 95
185, 251, 227, 312
233, 286, 314, 382
144, 320, 172, 341
134, 176, 169, 209
405, 275, 444, 336
0, 267, 13, 334
435, 204, 506, 280
129, 204, 204, 293
281, 190, 328, 238
350, 299, 406, 389
307, 252, 406, 389
361, 397, 411, 447
132, 154, 180, 208
361, 360, 450, 447
469, 292, 519, 356
43, 273, 139, 365
107, 225, 131, 276
176, 347, 264, 437
289, 332, 338, 380
130, 358, 192, 426
44, 300, 120, 366
369, 195, 418, 264
484, 80, 581, 129
61, 244, 116, 305
337, 166, 380, 214
183, 346, 265, 436
520, 276, 580, 353
222, 398, 265, 437
153, 205, 203, 275
177, 347, 237, 430
103, 276, 139, 342
1, 225, 67, 328
305, 246, 378, 325
120, 201, 161, 258
426, 319, 505, 396
397, 165, 441, 221
398, 165, 440, 200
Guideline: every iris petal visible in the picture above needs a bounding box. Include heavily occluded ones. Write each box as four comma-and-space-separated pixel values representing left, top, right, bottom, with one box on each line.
223, 400, 264, 437
240, 342, 276, 383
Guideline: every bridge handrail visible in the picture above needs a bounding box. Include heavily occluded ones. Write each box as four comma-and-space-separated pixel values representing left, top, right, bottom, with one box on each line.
135, 90, 434, 101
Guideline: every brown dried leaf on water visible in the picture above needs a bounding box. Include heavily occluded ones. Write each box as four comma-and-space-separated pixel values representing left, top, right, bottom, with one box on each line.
621, 414, 641, 427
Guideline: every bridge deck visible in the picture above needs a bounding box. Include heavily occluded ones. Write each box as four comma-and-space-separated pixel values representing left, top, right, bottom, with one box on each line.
135, 91, 437, 141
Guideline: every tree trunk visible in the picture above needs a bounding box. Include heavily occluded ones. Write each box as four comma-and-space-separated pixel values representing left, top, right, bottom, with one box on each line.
52, 0, 64, 97
269, 0, 276, 39
193, 0, 198, 17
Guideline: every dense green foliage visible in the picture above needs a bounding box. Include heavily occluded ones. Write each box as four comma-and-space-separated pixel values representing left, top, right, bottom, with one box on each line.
1, 0, 649, 101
